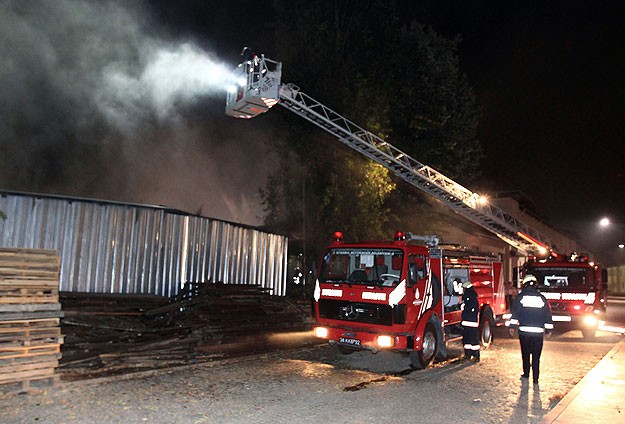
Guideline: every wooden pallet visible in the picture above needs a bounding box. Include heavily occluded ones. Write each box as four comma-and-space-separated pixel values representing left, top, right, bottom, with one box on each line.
0, 327, 61, 344
0, 342, 61, 359
0, 352, 61, 367
0, 248, 62, 393
0, 248, 60, 279
0, 280, 59, 304
0, 373, 60, 394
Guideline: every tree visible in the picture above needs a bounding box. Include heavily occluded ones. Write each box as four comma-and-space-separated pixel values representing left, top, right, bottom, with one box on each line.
262, 0, 481, 257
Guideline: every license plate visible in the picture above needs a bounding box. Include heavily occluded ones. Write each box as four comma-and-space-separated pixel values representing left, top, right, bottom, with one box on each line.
338, 337, 361, 346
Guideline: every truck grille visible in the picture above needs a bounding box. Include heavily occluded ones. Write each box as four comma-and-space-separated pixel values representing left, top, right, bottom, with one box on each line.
318, 299, 399, 326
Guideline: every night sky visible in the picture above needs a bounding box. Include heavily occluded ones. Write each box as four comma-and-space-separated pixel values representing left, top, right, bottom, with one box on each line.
406, 2, 625, 264
2, 1, 624, 264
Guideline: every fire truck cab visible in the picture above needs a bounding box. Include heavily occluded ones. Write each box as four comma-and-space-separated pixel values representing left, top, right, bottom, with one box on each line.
520, 253, 607, 338
313, 231, 506, 369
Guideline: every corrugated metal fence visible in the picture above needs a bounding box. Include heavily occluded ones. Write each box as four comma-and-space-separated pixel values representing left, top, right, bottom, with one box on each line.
0, 191, 287, 297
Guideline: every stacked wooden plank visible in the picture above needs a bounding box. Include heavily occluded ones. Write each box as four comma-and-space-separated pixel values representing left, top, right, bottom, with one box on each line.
0, 248, 63, 392
59, 282, 312, 380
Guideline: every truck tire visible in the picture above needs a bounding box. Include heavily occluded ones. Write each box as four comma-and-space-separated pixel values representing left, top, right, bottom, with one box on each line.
410, 323, 437, 369
479, 308, 494, 348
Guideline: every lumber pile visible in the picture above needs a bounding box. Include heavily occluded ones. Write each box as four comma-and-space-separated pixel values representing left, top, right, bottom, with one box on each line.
60, 282, 311, 380
0, 248, 63, 393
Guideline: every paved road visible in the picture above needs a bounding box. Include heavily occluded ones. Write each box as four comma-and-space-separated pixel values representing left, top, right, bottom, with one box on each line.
1, 327, 621, 424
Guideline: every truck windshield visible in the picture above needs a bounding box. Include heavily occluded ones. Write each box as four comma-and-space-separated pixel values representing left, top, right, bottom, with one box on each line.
528, 267, 594, 290
319, 248, 404, 286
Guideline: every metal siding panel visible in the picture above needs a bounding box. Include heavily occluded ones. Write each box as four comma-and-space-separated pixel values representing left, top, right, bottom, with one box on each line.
223, 223, 231, 284
199, 218, 210, 282
62, 202, 79, 292
250, 231, 258, 286
208, 221, 219, 283
0, 192, 288, 297
138, 210, 152, 294
185, 217, 197, 283
133, 208, 147, 295
213, 222, 223, 283
234, 226, 241, 284
152, 211, 163, 293
201, 219, 211, 282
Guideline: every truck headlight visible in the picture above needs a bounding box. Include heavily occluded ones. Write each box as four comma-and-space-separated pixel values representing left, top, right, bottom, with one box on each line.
377, 335, 395, 348
582, 316, 598, 327
314, 326, 329, 338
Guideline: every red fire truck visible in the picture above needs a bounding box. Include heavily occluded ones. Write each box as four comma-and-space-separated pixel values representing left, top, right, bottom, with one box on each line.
313, 231, 506, 368
519, 253, 608, 338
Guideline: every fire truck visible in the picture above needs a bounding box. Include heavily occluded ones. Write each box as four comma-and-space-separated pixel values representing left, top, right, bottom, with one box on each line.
518, 253, 607, 338
312, 231, 505, 368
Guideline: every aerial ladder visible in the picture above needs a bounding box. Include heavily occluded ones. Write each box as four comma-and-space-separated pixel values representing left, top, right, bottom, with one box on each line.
225, 54, 554, 255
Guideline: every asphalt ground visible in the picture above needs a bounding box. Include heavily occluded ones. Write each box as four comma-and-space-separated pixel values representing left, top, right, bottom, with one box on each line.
0, 326, 621, 424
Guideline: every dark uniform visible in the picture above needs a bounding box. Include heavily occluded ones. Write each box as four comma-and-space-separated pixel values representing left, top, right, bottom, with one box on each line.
509, 274, 553, 384
461, 281, 480, 361
241, 46, 255, 63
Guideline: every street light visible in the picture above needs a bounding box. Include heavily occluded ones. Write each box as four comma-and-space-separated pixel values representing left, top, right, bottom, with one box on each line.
597, 217, 625, 265
598, 217, 624, 243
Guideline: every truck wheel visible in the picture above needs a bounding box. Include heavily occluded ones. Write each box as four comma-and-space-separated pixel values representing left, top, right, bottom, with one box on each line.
410, 323, 437, 369
479, 309, 494, 348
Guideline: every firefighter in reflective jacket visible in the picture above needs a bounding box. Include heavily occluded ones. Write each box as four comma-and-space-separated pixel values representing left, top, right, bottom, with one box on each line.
509, 274, 553, 384
461, 281, 480, 361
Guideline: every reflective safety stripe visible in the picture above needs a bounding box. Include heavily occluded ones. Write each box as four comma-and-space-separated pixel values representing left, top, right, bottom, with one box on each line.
520, 295, 545, 308
544, 323, 554, 330
464, 344, 480, 351
462, 320, 479, 328
508, 318, 519, 325
519, 326, 545, 333
389, 280, 406, 307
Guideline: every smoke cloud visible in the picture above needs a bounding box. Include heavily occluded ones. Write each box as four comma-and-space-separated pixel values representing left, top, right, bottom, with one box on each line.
0, 0, 276, 225
99, 43, 234, 131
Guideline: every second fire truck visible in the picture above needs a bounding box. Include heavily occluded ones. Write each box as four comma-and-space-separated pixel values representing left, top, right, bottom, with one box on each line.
313, 231, 506, 368
519, 253, 607, 338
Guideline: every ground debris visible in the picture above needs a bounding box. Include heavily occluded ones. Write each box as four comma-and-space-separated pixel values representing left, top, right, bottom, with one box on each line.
59, 282, 311, 380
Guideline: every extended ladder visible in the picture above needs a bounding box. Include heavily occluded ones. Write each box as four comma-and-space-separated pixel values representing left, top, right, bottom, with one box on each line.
224, 54, 555, 254
277, 83, 553, 254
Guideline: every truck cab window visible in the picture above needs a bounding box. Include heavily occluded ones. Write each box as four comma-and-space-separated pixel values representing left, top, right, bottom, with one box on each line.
408, 254, 427, 286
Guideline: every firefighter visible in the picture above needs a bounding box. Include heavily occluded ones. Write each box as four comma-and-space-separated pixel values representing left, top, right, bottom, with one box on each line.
241, 46, 255, 63
509, 274, 553, 384
241, 46, 260, 78
461, 280, 480, 361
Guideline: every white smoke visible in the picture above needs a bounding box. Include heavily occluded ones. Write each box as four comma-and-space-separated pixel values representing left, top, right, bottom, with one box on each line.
0, 0, 277, 226
99, 42, 234, 131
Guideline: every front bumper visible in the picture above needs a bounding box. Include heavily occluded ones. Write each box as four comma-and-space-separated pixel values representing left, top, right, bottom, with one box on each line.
314, 325, 411, 352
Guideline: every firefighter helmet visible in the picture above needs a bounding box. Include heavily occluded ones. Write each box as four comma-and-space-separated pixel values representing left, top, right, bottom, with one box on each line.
522, 274, 538, 288
461, 281, 473, 289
